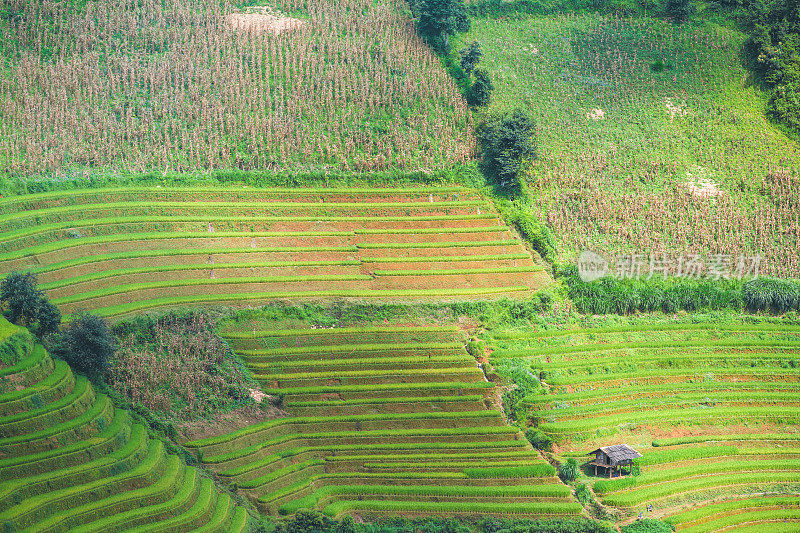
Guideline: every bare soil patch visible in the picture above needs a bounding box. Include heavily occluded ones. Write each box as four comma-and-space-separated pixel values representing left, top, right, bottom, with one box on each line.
225, 8, 305, 36
178, 404, 288, 442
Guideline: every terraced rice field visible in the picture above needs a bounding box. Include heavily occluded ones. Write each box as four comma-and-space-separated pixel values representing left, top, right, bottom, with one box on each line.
186, 325, 580, 518
0, 317, 249, 532
0, 186, 546, 319
488, 321, 800, 529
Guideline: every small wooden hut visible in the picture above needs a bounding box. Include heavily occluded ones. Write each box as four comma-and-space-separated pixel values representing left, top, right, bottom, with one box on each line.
588, 444, 642, 477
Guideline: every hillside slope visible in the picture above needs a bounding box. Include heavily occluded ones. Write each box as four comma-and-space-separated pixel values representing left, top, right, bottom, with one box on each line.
0, 317, 250, 532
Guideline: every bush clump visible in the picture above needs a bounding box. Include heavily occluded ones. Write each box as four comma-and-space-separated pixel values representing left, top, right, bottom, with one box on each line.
50, 312, 116, 377
1, 272, 61, 338
477, 109, 537, 188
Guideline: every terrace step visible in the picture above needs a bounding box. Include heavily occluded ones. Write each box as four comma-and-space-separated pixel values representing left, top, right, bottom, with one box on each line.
0, 359, 75, 418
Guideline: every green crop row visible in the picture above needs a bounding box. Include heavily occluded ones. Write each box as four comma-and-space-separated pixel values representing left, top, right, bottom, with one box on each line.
259, 381, 495, 396
81, 287, 531, 319
601, 470, 800, 508
523, 381, 800, 408
21, 247, 360, 275
540, 406, 800, 437
354, 226, 506, 235
531, 391, 800, 422
321, 500, 583, 517
186, 410, 502, 449
0, 199, 487, 224
491, 322, 800, 340
40, 265, 367, 291
373, 266, 542, 276
0, 360, 73, 415
326, 450, 535, 463
254, 366, 475, 381
463, 464, 556, 478
636, 445, 740, 466
666, 496, 800, 527
542, 366, 800, 387
278, 483, 572, 514
494, 339, 800, 360
0, 186, 474, 209
237, 341, 462, 356
225, 325, 458, 339
0, 213, 499, 244
357, 240, 512, 249
204, 432, 522, 466
680, 508, 800, 533
238, 459, 326, 489
654, 433, 800, 447
361, 253, 530, 263
285, 395, 484, 408
52, 275, 374, 305
594, 458, 800, 495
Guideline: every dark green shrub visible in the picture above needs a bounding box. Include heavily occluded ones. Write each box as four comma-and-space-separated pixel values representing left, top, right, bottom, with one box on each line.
460, 41, 482, 74
477, 109, 537, 187
664, 0, 695, 22
1, 272, 61, 337
467, 68, 494, 107
50, 312, 117, 377
413, 0, 470, 52
525, 428, 553, 452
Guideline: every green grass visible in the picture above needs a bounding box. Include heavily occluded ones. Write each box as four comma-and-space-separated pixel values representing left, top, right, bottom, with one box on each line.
361, 253, 530, 263
224, 325, 458, 338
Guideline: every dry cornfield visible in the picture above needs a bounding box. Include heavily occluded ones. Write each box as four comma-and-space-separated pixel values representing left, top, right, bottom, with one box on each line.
0, 0, 474, 175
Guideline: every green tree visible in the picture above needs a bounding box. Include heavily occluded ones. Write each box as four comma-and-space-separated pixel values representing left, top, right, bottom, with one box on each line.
664, 0, 695, 22
467, 68, 494, 107
476, 109, 537, 187
416, 0, 470, 52
459, 41, 482, 74
1, 271, 61, 337
50, 312, 116, 377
